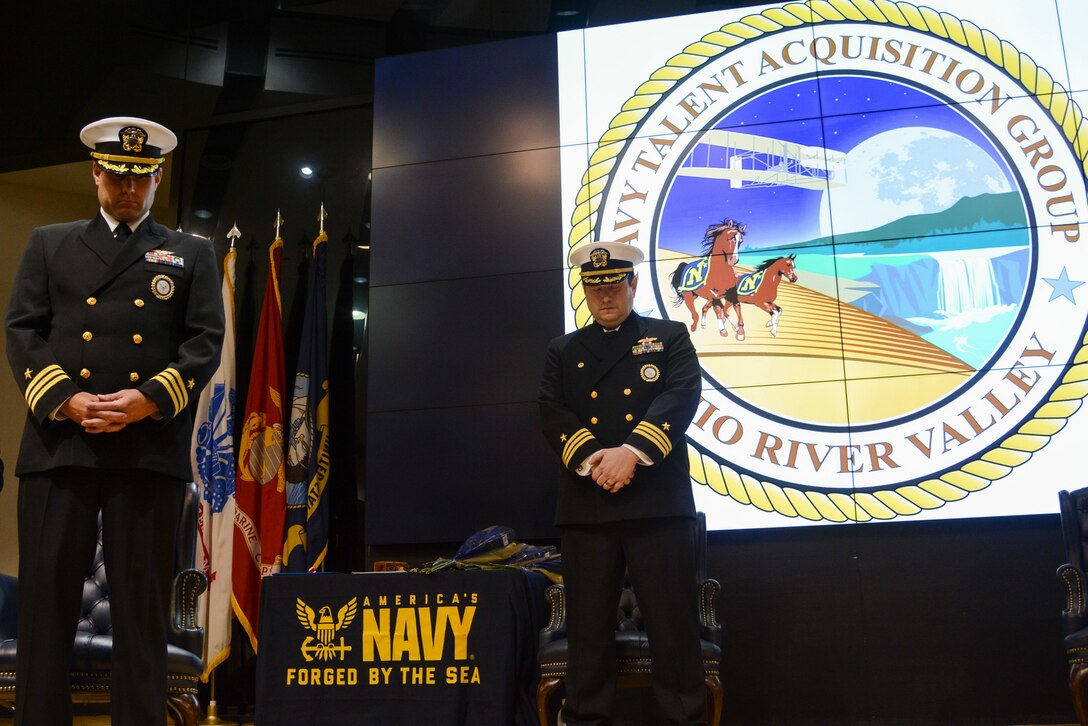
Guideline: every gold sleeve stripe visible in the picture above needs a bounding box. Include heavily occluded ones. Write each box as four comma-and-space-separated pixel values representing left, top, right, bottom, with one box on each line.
562, 428, 594, 468
25, 365, 69, 411
633, 421, 672, 457
160, 368, 188, 413
152, 367, 187, 415
562, 429, 593, 467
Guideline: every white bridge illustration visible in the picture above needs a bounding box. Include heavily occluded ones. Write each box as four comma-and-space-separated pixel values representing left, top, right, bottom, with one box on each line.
677, 130, 847, 189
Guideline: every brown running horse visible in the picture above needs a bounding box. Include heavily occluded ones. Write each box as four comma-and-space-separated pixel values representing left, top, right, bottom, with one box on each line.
668, 219, 745, 337
719, 254, 798, 339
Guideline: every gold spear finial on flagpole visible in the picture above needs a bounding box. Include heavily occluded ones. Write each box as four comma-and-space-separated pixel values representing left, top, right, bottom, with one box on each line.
274, 209, 284, 239
317, 203, 327, 235
227, 222, 241, 249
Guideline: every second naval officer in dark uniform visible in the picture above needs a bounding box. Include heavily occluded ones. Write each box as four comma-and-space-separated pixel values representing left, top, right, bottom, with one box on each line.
539, 241, 707, 725
5, 116, 224, 726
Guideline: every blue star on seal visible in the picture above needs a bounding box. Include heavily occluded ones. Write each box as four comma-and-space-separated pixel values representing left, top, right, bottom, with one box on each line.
1042, 266, 1084, 303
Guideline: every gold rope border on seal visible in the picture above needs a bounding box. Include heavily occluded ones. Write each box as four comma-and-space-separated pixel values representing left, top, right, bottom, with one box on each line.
565, 0, 1088, 522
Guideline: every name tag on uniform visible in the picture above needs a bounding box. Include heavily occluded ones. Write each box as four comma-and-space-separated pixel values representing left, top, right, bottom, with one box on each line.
632, 337, 664, 355
145, 250, 184, 268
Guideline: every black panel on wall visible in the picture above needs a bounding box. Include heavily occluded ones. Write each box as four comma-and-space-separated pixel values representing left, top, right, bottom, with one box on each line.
367, 403, 557, 545
368, 33, 563, 544
373, 34, 562, 170
366, 271, 560, 543
370, 148, 562, 288
368, 270, 559, 413
713, 513, 1071, 724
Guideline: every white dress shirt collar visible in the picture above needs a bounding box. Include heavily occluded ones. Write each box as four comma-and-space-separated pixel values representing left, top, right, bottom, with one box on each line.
100, 208, 149, 235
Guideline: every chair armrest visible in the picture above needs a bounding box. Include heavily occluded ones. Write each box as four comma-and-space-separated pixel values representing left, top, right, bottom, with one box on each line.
538, 583, 567, 649
698, 579, 722, 646
1058, 564, 1088, 636
0, 574, 17, 641
170, 568, 207, 656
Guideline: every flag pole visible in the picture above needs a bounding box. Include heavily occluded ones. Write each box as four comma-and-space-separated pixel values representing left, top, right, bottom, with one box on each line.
315, 202, 328, 576
199, 668, 238, 725
197, 222, 241, 726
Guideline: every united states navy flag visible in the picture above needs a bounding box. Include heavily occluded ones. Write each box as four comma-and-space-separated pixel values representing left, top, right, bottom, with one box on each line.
283, 229, 330, 572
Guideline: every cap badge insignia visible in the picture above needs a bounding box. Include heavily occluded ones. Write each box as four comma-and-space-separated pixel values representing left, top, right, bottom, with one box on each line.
632, 337, 664, 355
590, 248, 609, 268
120, 126, 147, 153
152, 274, 175, 300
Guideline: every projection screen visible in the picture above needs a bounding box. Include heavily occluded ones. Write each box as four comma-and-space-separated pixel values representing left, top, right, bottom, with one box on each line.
555, 0, 1088, 530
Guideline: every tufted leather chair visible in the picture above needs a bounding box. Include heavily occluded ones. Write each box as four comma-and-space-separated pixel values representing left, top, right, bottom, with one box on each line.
1058, 487, 1088, 726
536, 513, 723, 725
0, 481, 207, 725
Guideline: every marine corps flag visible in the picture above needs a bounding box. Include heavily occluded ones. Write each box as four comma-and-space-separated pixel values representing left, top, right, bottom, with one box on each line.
192, 245, 237, 679
232, 234, 287, 651
283, 228, 330, 572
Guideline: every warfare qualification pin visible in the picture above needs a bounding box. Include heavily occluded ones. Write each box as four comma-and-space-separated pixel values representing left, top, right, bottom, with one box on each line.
152, 274, 175, 300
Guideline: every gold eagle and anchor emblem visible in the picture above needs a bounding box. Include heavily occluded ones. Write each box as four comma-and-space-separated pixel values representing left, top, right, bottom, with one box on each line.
296, 596, 357, 662
120, 126, 147, 152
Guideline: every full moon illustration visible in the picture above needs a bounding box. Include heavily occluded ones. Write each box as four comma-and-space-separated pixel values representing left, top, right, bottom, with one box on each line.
819, 126, 1011, 237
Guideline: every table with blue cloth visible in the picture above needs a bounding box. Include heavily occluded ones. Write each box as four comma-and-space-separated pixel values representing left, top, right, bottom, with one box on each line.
255, 569, 549, 725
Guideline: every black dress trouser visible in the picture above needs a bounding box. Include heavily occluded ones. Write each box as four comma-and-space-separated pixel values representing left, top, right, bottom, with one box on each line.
560, 516, 708, 726
15, 467, 185, 726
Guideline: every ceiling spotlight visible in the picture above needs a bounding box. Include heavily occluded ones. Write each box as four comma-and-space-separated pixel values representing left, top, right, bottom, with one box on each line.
299, 166, 314, 179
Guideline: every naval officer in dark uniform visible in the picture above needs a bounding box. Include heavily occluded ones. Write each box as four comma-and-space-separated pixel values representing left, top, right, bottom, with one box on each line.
539, 241, 707, 725
5, 116, 224, 725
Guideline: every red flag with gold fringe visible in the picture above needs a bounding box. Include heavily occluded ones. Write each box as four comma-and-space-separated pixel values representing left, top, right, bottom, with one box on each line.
231, 235, 287, 651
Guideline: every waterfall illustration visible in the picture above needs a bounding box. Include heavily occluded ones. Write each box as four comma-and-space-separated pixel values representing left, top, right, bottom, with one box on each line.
933, 250, 1002, 314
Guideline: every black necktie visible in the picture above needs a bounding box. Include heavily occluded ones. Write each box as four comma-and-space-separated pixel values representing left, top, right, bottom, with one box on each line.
114, 224, 132, 241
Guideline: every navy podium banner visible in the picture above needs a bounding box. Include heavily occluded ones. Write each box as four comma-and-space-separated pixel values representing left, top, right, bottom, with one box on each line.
255, 569, 549, 725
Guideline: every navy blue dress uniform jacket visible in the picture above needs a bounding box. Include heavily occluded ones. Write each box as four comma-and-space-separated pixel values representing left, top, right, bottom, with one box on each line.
539, 312, 702, 526
5, 213, 225, 479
